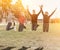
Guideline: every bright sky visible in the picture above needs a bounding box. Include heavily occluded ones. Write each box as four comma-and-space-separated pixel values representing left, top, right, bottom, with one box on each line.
12, 0, 60, 19
11, 0, 17, 4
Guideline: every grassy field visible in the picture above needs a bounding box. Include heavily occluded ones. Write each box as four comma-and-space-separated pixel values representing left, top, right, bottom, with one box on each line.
0, 23, 60, 50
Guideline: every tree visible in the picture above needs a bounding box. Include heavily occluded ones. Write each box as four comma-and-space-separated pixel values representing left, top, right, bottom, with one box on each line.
14, 0, 31, 20
2, 0, 12, 12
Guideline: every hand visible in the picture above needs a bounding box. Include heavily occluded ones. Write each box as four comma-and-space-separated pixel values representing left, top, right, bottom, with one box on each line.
39, 5, 43, 11
40, 5, 43, 9
55, 8, 57, 11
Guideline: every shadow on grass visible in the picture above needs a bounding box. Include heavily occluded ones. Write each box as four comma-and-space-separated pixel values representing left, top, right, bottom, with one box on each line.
34, 47, 43, 50
1, 46, 16, 50
18, 46, 31, 50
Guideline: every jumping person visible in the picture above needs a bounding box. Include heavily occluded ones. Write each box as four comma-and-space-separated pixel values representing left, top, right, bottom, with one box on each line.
17, 11, 26, 32
6, 9, 15, 31
27, 6, 42, 31
41, 5, 57, 32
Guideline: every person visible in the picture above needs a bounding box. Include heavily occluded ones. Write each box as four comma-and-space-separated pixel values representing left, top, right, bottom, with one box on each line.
27, 6, 42, 31
41, 5, 57, 32
17, 11, 26, 32
6, 9, 15, 31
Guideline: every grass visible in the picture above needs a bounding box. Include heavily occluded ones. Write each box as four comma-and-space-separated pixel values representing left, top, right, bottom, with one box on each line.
0, 23, 60, 50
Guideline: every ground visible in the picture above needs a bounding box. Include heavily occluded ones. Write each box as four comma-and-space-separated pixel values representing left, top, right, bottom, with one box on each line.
0, 23, 60, 50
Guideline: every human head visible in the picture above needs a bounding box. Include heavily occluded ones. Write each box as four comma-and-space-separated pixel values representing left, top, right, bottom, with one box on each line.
32, 10, 35, 14
45, 11, 49, 15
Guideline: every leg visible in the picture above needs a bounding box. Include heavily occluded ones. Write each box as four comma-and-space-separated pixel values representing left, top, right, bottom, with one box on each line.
46, 23, 49, 32
34, 23, 37, 31
43, 23, 46, 32
37, 24, 39, 29
37, 24, 39, 28
18, 24, 24, 32
23, 25, 26, 29
18, 24, 20, 32
6, 22, 12, 30
32, 23, 34, 31
9, 27, 14, 30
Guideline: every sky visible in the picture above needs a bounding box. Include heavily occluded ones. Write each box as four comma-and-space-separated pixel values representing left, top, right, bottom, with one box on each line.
12, 0, 60, 19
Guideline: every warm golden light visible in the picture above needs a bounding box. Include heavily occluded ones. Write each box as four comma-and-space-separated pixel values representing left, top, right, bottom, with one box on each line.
11, 0, 60, 19
22, 0, 60, 19
11, 0, 17, 4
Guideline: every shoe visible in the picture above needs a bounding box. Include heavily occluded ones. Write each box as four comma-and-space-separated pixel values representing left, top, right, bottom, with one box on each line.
37, 24, 39, 27
24, 26, 26, 29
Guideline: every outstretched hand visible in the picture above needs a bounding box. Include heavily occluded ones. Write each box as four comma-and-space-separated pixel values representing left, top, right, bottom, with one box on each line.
40, 5, 43, 8
39, 5, 43, 10
55, 8, 57, 11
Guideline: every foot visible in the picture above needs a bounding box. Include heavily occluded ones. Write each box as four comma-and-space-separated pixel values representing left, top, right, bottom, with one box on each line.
24, 26, 26, 29
37, 24, 39, 27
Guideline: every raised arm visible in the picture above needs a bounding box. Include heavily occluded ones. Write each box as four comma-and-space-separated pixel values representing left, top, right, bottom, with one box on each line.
27, 6, 31, 16
37, 6, 42, 16
49, 8, 57, 17
40, 5, 44, 16
37, 10, 41, 16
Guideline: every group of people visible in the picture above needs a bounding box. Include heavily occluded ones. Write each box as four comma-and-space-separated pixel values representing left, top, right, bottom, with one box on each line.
27, 5, 56, 32
6, 5, 57, 32
6, 9, 26, 32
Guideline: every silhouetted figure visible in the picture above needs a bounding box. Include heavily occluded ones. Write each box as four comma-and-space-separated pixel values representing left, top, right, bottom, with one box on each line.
1, 46, 15, 50
27, 6, 41, 31
35, 47, 43, 50
18, 46, 30, 50
6, 9, 15, 31
41, 5, 57, 32
17, 11, 26, 32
